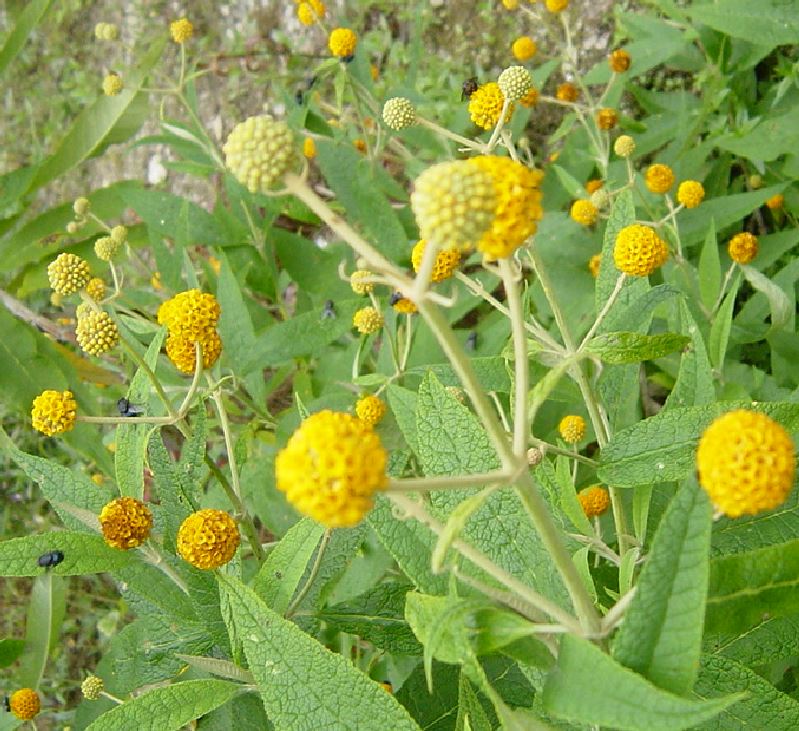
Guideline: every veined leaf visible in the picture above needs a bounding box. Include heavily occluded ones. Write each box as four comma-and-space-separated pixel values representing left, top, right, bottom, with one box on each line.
541, 635, 740, 731
595, 190, 641, 315
741, 264, 793, 335
613, 479, 712, 695
708, 273, 740, 368
17, 574, 65, 689
586, 331, 690, 365
708, 612, 799, 667
697, 220, 720, 314
85, 679, 241, 731
0, 0, 53, 78
664, 300, 715, 409
219, 576, 422, 731
711, 490, 799, 556
686, 0, 799, 46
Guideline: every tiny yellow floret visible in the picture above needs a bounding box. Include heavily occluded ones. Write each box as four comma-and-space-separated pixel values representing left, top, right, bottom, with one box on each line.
411, 240, 461, 282
102, 73, 123, 96
99, 497, 153, 550
578, 486, 610, 518
85, 277, 106, 301
353, 306, 384, 334
766, 193, 784, 210
570, 199, 598, 227
177, 509, 240, 569
48, 252, 91, 294
559, 415, 586, 444
157, 289, 221, 340
303, 136, 316, 159
356, 395, 387, 425
596, 108, 618, 130
170, 17, 194, 43
588, 253, 601, 278
329, 28, 357, 58
81, 676, 104, 701
609, 49, 631, 73
32, 390, 77, 437
614, 135, 635, 157
166, 331, 222, 373
275, 410, 388, 527
645, 163, 675, 194
677, 180, 705, 209
546, 0, 569, 12
9, 688, 40, 720
614, 224, 668, 277
512, 36, 537, 62
350, 270, 375, 295
556, 83, 578, 103
382, 97, 416, 131
297, 0, 325, 25
727, 232, 758, 264
697, 410, 795, 517
468, 82, 514, 130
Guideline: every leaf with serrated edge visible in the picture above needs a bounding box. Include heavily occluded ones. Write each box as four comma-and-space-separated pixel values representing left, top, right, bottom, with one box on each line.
542, 635, 740, 731
598, 402, 799, 487
613, 479, 712, 694
219, 575, 422, 731
85, 679, 240, 731
664, 300, 714, 410
174, 654, 255, 684
586, 331, 690, 365
698, 220, 720, 314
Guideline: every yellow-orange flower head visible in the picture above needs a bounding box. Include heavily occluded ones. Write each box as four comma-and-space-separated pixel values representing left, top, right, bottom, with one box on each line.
329, 28, 357, 58
596, 108, 618, 130
766, 193, 784, 210
614, 224, 668, 277
32, 390, 77, 436
166, 331, 222, 373
157, 289, 221, 340
645, 163, 675, 194
297, 0, 325, 25
570, 199, 598, 227
578, 486, 610, 518
512, 36, 536, 61
411, 240, 461, 282
355, 395, 386, 426
350, 269, 375, 295
102, 73, 123, 96
9, 689, 40, 720
614, 135, 636, 158
728, 232, 758, 264
81, 676, 104, 701
76, 309, 119, 356
697, 410, 796, 517
48, 252, 91, 295
223, 115, 296, 194
677, 180, 705, 209
470, 155, 544, 259
588, 253, 601, 278
170, 17, 194, 43
303, 137, 316, 159
609, 49, 631, 73
559, 415, 586, 444
99, 497, 153, 550
546, 0, 569, 12
275, 410, 388, 527
411, 160, 497, 251
353, 306, 384, 334
519, 85, 539, 108
391, 293, 418, 314
468, 82, 514, 130
177, 509, 240, 569
556, 82, 578, 103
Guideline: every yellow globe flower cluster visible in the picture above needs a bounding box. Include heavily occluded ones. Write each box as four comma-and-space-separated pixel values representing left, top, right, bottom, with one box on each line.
8, 688, 40, 721
613, 224, 669, 277
157, 289, 222, 374
558, 415, 586, 444
468, 82, 514, 130
578, 486, 610, 518
31, 390, 77, 437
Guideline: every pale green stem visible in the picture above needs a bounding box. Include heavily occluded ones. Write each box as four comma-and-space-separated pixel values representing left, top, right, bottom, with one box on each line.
120, 338, 176, 418
399, 314, 413, 372
410, 237, 440, 302
578, 273, 626, 349
415, 116, 483, 151
387, 470, 512, 493
141, 544, 189, 594
484, 98, 511, 153
500, 129, 519, 161
528, 436, 598, 466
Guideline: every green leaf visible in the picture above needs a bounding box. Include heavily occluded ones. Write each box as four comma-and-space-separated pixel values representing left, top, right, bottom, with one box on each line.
711, 490, 799, 556
386, 385, 419, 455
456, 675, 493, 731
219, 575, 422, 731
85, 679, 241, 731
686, 0, 799, 45
0, 0, 53, 78
116, 328, 165, 499
416, 373, 570, 609
29, 39, 166, 192
664, 300, 715, 409
174, 655, 255, 684
595, 189, 638, 313
741, 264, 793, 334
692, 654, 799, 730
706, 538, 799, 635
408, 357, 512, 393
708, 273, 740, 368
395, 662, 461, 731
0, 532, 135, 576
697, 220, 720, 314
0, 638, 25, 668
147, 433, 195, 545
708, 612, 799, 666
114, 561, 198, 624
17, 574, 65, 689
586, 331, 690, 365
612, 480, 712, 695
598, 401, 799, 487
541, 635, 740, 731
317, 582, 421, 655
315, 140, 408, 262
251, 518, 324, 614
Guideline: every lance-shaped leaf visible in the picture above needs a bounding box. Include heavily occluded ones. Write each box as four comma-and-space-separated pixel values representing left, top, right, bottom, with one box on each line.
585, 331, 690, 365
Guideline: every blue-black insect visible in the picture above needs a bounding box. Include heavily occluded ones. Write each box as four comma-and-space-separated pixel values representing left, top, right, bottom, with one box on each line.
466, 331, 478, 351
116, 398, 144, 418
321, 300, 336, 320
461, 76, 479, 101
389, 292, 403, 306
3, 695, 10, 712
37, 550, 64, 569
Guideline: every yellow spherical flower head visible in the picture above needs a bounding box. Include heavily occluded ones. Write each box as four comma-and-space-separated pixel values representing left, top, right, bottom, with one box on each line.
411, 240, 461, 283
512, 36, 537, 62
608, 49, 631, 73
596, 108, 618, 130
546, 0, 569, 11
382, 97, 416, 131
390, 292, 418, 314
556, 82, 579, 103
76, 309, 119, 356
329, 28, 357, 59
570, 199, 598, 227
81, 676, 104, 701
766, 193, 784, 210
558, 415, 586, 444
728, 232, 758, 265
9, 688, 40, 721
170, 17, 194, 43
94, 235, 120, 262
297, 0, 325, 25
502, 0, 520, 8
356, 394, 387, 425
48, 252, 91, 295
468, 82, 514, 130
223, 115, 296, 194
578, 486, 610, 518
99, 497, 153, 550
677, 180, 705, 209
177, 509, 240, 569
588, 253, 601, 278
469, 155, 544, 259
353, 306, 384, 334
102, 73, 123, 96
645, 163, 675, 195
275, 410, 388, 527
411, 160, 497, 252
697, 410, 796, 518
498, 66, 533, 103
32, 390, 77, 436
157, 289, 221, 340
350, 269, 375, 295
519, 85, 539, 108
303, 137, 316, 159
614, 135, 635, 158
166, 331, 222, 374
614, 224, 668, 277
85, 277, 105, 301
